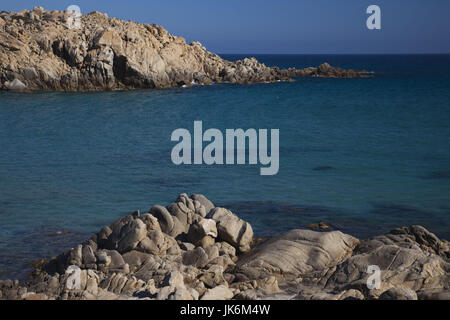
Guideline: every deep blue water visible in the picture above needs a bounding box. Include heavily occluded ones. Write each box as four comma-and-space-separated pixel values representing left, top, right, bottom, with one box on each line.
1, 54, 450, 279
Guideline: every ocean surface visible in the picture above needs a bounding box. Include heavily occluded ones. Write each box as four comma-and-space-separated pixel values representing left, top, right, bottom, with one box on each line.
1, 54, 450, 280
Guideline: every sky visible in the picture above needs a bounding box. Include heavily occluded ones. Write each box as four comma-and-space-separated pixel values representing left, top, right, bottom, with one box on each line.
2, 0, 450, 54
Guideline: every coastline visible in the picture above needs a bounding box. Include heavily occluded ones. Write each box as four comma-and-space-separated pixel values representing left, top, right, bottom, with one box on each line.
0, 5, 449, 303
1, 193, 448, 300
0, 8, 368, 93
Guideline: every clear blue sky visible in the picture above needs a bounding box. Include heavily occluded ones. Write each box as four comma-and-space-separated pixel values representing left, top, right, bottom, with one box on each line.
3, 0, 450, 54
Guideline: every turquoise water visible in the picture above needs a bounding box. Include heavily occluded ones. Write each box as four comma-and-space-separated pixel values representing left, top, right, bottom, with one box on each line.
1, 54, 450, 279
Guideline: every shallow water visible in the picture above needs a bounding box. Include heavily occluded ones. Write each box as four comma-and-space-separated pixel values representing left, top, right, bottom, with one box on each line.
1, 54, 449, 279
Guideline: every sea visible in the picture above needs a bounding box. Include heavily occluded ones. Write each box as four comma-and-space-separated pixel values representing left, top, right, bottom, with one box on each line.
1, 54, 449, 280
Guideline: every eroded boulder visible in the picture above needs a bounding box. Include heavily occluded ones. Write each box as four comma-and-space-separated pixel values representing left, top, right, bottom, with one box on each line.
207, 207, 253, 253
191, 194, 215, 215
182, 247, 209, 268
324, 227, 450, 298
200, 285, 234, 300
150, 205, 186, 238
236, 229, 359, 280
117, 219, 147, 253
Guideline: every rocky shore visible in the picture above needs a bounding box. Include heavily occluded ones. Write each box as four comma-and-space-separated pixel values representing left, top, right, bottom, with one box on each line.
0, 7, 369, 92
0, 193, 448, 300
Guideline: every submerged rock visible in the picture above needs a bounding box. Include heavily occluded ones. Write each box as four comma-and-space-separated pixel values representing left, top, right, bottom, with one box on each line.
307, 222, 332, 230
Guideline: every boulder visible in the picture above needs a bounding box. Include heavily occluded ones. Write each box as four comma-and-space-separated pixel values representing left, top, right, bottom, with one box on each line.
122, 251, 152, 272
325, 228, 450, 298
170, 287, 195, 300
156, 286, 175, 300
318, 62, 332, 73
95, 250, 111, 266
180, 242, 195, 251
234, 289, 259, 300
417, 289, 450, 300
357, 225, 449, 259
296, 288, 365, 300
140, 213, 161, 232
256, 276, 282, 295
24, 293, 48, 300
198, 219, 218, 238
188, 288, 200, 300
201, 285, 234, 300
236, 229, 359, 280
100, 273, 132, 295
217, 241, 236, 257
379, 287, 418, 300
205, 245, 220, 262
157, 283, 194, 300
99, 213, 137, 250
191, 194, 215, 215
137, 230, 179, 255
176, 193, 196, 211
187, 218, 217, 245
166, 202, 193, 229
5, 79, 27, 90
67, 245, 83, 266
117, 219, 147, 253
199, 265, 227, 288
162, 271, 185, 289
150, 205, 186, 237
150, 205, 174, 234
182, 247, 209, 268
82, 244, 97, 267
208, 255, 235, 270
197, 236, 215, 249
207, 207, 253, 253
97, 226, 113, 248
97, 250, 128, 273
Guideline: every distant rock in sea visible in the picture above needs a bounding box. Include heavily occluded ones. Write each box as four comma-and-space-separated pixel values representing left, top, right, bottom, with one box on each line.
0, 7, 369, 92
0, 193, 448, 300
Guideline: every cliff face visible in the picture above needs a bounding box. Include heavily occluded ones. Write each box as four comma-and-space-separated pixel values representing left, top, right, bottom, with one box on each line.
0, 7, 367, 91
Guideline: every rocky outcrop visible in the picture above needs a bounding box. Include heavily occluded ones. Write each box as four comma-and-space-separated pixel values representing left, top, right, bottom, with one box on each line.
235, 230, 359, 281
323, 226, 450, 299
0, 193, 448, 300
0, 7, 369, 92
207, 208, 253, 253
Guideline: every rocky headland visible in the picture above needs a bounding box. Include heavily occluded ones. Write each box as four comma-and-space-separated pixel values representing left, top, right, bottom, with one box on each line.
0, 193, 448, 300
0, 7, 369, 92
